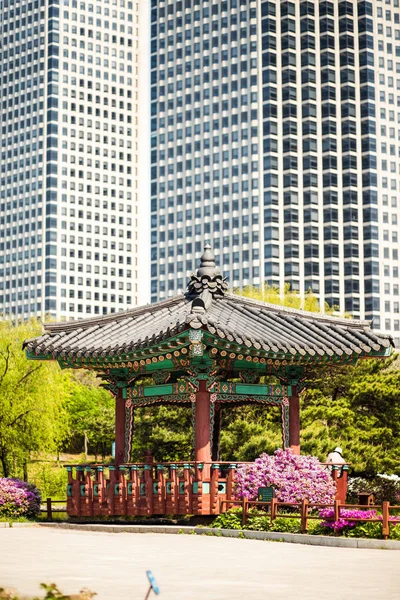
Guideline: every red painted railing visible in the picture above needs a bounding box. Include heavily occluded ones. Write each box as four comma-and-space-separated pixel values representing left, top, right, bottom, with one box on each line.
223, 498, 400, 540
65, 461, 348, 518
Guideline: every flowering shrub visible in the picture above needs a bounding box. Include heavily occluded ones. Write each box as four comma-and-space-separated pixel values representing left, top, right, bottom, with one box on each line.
319, 507, 400, 533
235, 448, 336, 504
0, 478, 41, 519
319, 508, 377, 533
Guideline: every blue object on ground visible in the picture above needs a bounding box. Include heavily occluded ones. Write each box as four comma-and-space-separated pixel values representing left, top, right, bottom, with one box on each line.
146, 570, 160, 595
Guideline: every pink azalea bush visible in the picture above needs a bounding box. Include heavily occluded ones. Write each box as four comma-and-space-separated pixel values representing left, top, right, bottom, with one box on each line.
0, 478, 41, 518
319, 508, 377, 533
319, 507, 400, 533
235, 448, 336, 504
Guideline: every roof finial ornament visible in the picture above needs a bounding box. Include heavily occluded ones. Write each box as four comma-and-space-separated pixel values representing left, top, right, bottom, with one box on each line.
197, 242, 220, 278
186, 242, 228, 300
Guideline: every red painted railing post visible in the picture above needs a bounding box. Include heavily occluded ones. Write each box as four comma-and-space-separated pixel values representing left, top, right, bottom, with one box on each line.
242, 497, 248, 527
66, 466, 75, 516
226, 464, 236, 512
46, 497, 52, 521
127, 465, 139, 516
382, 501, 390, 540
108, 466, 117, 515
117, 466, 127, 516
75, 466, 86, 517
334, 498, 340, 524
336, 465, 348, 504
170, 464, 179, 514
144, 464, 153, 515
183, 463, 192, 513
93, 466, 106, 516
84, 466, 93, 517
155, 465, 166, 514
301, 498, 309, 533
194, 465, 204, 516
210, 463, 220, 514
101, 467, 109, 516
270, 497, 277, 522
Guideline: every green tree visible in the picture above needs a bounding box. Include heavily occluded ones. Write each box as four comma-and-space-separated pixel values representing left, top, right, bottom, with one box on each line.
236, 282, 336, 314
130, 405, 192, 462
301, 357, 400, 475
220, 405, 282, 461
65, 371, 115, 460
0, 320, 70, 478
224, 285, 400, 475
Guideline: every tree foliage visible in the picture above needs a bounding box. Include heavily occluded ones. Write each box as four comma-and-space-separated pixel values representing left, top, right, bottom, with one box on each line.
0, 320, 70, 477
301, 357, 400, 475
222, 286, 400, 476
236, 282, 336, 314
130, 405, 192, 462
66, 371, 115, 460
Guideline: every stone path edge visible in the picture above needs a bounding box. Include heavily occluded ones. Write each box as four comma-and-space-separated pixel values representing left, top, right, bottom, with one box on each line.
2, 522, 392, 550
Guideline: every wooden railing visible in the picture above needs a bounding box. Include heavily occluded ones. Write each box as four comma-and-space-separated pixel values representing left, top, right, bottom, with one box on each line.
220, 498, 400, 540
64, 462, 239, 517
62, 461, 349, 518
40, 499, 67, 521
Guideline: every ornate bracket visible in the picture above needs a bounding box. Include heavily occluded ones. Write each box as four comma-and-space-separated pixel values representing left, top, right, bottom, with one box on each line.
152, 371, 171, 385
239, 370, 260, 384
185, 365, 219, 391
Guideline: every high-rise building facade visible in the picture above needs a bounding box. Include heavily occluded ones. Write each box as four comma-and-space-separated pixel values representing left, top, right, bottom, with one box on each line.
0, 0, 149, 320
150, 0, 400, 345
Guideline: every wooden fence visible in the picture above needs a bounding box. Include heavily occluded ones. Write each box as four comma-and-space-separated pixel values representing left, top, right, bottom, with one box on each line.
41, 498, 67, 521
220, 498, 400, 540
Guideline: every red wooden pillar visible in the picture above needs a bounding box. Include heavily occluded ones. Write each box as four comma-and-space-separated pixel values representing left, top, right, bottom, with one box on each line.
226, 464, 236, 511
195, 380, 211, 478
289, 386, 300, 455
115, 386, 126, 466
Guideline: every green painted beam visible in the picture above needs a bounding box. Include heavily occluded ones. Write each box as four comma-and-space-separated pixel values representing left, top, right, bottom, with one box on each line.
235, 384, 292, 396
25, 351, 53, 361
143, 384, 174, 397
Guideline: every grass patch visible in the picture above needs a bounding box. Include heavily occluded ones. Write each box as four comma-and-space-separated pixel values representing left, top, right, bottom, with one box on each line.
0, 516, 30, 523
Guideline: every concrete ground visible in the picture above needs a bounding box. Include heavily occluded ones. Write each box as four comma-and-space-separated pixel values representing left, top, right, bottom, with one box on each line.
0, 528, 399, 599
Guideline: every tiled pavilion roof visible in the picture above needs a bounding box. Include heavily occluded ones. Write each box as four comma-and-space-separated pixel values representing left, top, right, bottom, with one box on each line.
24, 245, 393, 360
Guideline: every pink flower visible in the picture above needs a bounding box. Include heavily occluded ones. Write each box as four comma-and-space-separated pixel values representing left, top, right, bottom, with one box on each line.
235, 449, 336, 504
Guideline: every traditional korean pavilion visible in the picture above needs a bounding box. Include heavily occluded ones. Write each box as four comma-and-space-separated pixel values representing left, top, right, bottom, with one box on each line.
24, 245, 393, 517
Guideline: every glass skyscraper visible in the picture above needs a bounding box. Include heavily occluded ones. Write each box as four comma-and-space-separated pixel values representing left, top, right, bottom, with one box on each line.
150, 0, 400, 345
0, 0, 148, 320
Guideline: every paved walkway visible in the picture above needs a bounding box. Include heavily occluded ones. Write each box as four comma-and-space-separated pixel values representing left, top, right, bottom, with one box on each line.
0, 528, 399, 599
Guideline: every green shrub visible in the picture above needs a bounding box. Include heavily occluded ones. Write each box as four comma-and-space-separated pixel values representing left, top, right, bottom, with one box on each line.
210, 509, 400, 540
29, 463, 68, 500
246, 515, 271, 531
0, 583, 96, 599
344, 522, 383, 539
210, 508, 242, 530
305, 520, 325, 535
389, 525, 400, 540
269, 517, 301, 534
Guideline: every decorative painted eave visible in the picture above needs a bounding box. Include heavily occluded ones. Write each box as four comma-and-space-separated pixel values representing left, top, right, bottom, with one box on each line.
24, 245, 394, 366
